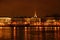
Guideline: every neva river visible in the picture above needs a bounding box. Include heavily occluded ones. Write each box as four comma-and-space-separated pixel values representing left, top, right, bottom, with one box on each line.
0, 25, 60, 40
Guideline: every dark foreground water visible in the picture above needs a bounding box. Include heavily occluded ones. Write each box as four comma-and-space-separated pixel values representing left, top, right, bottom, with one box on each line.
0, 26, 60, 40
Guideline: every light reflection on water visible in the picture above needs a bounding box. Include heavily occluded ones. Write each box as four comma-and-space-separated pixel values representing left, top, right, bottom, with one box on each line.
0, 26, 60, 40
24, 27, 60, 40
0, 27, 11, 40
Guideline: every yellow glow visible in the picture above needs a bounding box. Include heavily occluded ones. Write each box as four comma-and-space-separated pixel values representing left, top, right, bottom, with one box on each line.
58, 27, 59, 30
0, 27, 2, 38
54, 27, 56, 31
24, 22, 27, 24
25, 27, 27, 40
25, 27, 27, 31
0, 17, 11, 25
33, 23, 37, 25
12, 22, 17, 24
0, 23, 5, 25
14, 27, 16, 40
36, 27, 38, 31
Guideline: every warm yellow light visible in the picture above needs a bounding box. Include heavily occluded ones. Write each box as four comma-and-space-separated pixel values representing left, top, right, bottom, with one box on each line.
24, 22, 28, 24
12, 22, 17, 24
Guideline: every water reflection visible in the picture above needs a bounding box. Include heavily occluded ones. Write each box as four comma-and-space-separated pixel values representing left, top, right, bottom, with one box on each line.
14, 27, 16, 40
0, 27, 11, 40
0, 26, 60, 40
24, 27, 60, 40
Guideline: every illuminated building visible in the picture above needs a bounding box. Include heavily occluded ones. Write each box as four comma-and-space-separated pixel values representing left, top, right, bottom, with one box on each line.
0, 17, 12, 40
0, 17, 11, 25
43, 17, 56, 25
24, 11, 41, 25
0, 14, 60, 40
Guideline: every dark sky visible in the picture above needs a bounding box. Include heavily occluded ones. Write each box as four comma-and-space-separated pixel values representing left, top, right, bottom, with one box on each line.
0, 0, 60, 17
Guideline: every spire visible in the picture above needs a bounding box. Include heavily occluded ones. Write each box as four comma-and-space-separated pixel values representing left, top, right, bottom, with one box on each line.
34, 11, 37, 18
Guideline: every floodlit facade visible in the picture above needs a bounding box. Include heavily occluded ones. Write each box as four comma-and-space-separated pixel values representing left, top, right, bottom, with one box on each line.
0, 17, 11, 25
0, 16, 60, 40
24, 11, 41, 25
0, 13, 60, 40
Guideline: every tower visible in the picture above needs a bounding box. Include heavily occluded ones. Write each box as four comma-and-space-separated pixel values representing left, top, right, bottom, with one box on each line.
34, 11, 37, 18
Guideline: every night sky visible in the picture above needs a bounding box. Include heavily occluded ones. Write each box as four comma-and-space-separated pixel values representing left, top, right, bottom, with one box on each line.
0, 0, 60, 17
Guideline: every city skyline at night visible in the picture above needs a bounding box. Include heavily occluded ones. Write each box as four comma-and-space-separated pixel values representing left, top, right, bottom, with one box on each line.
0, 0, 60, 40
